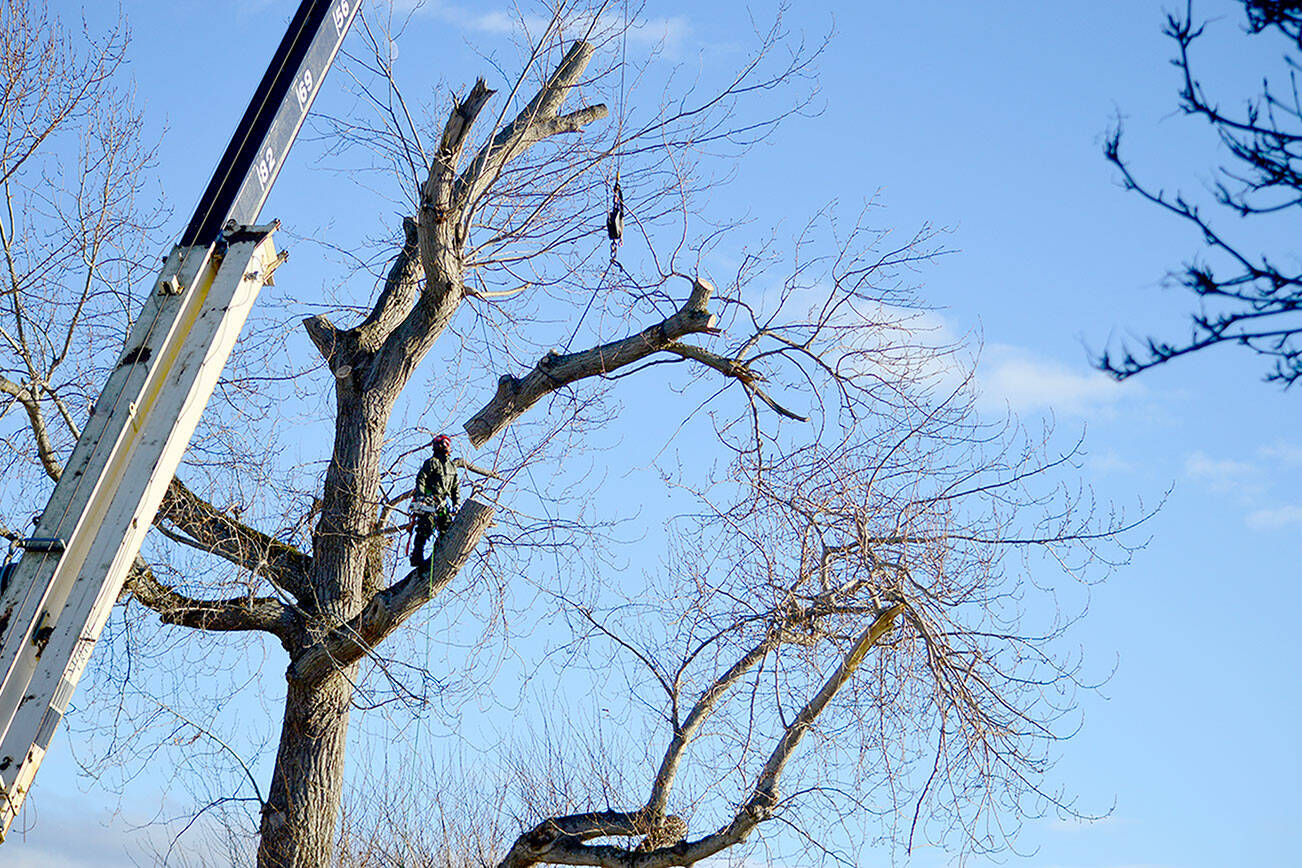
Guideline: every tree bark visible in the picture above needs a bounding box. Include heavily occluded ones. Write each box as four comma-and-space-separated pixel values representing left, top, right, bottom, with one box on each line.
257, 667, 358, 868
289, 499, 495, 684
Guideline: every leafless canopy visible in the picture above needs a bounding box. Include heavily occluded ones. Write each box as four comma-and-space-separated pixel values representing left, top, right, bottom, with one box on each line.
0, 0, 158, 503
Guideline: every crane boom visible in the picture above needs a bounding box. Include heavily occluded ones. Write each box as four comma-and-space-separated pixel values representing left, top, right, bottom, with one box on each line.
0, 0, 361, 839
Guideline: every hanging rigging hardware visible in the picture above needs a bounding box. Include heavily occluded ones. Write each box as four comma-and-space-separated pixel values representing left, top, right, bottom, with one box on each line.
606, 176, 624, 263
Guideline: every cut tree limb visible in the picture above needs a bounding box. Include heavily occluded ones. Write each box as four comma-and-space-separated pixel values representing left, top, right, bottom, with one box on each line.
339, 43, 606, 381
464, 279, 718, 447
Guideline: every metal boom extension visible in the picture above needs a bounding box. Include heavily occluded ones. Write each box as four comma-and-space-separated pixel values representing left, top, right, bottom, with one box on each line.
0, 0, 360, 838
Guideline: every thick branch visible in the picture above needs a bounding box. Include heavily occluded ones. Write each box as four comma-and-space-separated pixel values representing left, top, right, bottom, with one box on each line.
303, 314, 343, 365
288, 499, 494, 684
355, 216, 422, 352
373, 45, 605, 375
419, 76, 497, 247
645, 634, 777, 819
124, 556, 295, 641
465, 280, 719, 447
366, 80, 498, 368
155, 478, 311, 601
302, 220, 423, 387
751, 604, 903, 806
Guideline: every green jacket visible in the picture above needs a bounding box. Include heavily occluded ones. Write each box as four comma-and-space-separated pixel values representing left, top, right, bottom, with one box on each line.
415, 453, 459, 504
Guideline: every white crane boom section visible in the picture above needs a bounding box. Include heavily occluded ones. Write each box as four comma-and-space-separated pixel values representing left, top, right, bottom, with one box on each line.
0, 0, 362, 838
0, 232, 281, 835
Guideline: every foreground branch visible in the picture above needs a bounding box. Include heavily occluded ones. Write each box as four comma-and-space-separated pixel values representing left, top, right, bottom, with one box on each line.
495, 605, 903, 868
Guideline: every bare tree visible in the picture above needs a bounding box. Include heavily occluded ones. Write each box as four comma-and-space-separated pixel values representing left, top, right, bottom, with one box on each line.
1101, 0, 1302, 385
2, 2, 1138, 867
0, 0, 159, 496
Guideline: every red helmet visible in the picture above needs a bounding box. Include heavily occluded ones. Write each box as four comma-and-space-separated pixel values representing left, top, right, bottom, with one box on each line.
431, 434, 452, 452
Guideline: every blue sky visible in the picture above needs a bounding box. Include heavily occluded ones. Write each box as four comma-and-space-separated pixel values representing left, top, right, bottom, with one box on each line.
8, 1, 1301, 865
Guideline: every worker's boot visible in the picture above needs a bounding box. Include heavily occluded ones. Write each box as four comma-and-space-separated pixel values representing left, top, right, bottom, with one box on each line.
410, 532, 428, 567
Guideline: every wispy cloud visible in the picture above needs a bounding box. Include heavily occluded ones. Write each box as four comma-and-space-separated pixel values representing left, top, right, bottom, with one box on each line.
625, 15, 691, 54
1181, 448, 1302, 528
848, 304, 972, 392
1184, 450, 1262, 498
4, 802, 204, 867
1087, 449, 1137, 475
385, 0, 545, 34
2, 790, 243, 867
1259, 440, 1302, 466
750, 280, 976, 396
1245, 504, 1302, 531
976, 344, 1138, 417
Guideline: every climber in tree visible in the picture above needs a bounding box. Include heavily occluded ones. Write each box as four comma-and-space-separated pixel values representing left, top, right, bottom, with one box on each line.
410, 434, 459, 567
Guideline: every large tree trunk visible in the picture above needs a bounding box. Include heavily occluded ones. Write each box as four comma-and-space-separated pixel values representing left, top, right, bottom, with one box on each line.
244, 43, 602, 866
257, 667, 358, 868
254, 390, 392, 866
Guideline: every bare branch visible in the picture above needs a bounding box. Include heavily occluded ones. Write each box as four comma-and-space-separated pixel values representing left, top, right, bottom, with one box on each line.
495, 607, 904, 868
0, 374, 62, 478
153, 479, 312, 602
661, 341, 809, 422
125, 556, 295, 641
1099, 1, 1302, 384
464, 279, 718, 447
453, 42, 607, 218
